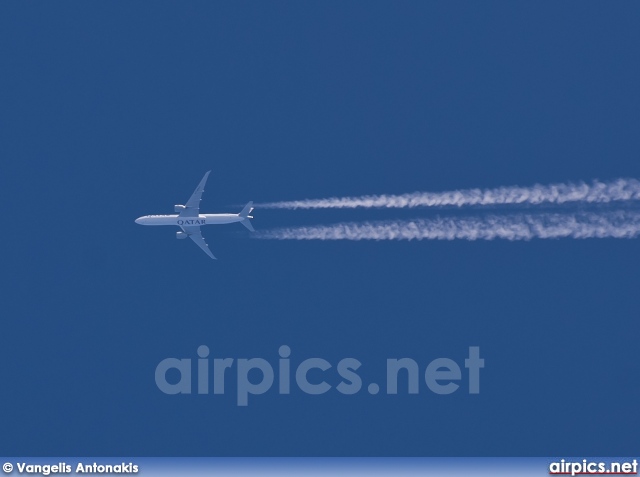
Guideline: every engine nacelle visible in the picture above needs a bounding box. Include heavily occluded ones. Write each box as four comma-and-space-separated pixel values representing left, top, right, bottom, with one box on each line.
174, 204, 186, 212
176, 231, 188, 239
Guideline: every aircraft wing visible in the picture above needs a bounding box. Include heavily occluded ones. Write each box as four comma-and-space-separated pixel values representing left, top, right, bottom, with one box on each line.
180, 170, 211, 217
182, 225, 216, 259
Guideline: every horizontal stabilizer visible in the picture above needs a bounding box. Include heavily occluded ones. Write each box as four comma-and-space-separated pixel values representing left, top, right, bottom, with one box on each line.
241, 219, 255, 232
239, 201, 254, 218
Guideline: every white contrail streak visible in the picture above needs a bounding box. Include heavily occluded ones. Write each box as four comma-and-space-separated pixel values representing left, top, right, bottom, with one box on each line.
254, 211, 640, 241
259, 178, 640, 210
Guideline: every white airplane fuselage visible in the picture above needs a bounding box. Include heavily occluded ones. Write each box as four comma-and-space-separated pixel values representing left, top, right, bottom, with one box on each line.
135, 213, 244, 227
135, 170, 254, 259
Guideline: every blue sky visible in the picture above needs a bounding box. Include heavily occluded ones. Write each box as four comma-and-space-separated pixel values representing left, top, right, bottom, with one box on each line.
1, 2, 639, 456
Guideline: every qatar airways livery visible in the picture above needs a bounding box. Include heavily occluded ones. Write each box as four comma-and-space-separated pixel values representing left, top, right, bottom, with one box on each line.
135, 171, 254, 259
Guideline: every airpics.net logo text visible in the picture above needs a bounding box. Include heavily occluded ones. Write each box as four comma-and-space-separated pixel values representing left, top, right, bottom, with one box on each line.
154, 346, 484, 406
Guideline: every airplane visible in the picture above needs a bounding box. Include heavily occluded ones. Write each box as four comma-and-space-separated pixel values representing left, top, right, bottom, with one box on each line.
135, 171, 254, 259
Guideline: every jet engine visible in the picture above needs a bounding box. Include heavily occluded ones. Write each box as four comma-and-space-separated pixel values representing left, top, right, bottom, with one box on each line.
174, 204, 186, 212
176, 231, 188, 239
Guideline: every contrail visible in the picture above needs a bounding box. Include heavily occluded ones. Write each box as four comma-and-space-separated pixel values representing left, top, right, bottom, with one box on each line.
254, 211, 640, 242
259, 178, 640, 210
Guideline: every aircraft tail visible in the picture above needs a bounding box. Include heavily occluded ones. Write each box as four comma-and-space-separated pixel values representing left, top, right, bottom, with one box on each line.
239, 201, 254, 218
240, 219, 255, 232
239, 201, 255, 232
